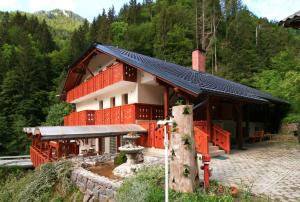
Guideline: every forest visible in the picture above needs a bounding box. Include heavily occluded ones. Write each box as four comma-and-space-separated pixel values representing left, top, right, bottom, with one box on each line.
0, 0, 299, 155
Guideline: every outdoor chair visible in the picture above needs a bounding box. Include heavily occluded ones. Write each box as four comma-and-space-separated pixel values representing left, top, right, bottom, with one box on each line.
249, 130, 264, 142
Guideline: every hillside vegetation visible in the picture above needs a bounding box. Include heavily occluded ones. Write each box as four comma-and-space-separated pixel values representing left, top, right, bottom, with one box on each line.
0, 161, 83, 201
0, 0, 299, 155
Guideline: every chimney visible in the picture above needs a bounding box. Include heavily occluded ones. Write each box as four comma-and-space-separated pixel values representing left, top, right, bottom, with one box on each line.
192, 50, 206, 72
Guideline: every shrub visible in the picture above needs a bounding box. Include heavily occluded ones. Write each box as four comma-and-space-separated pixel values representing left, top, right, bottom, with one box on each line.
116, 166, 164, 202
114, 151, 127, 165
0, 160, 83, 202
116, 166, 240, 202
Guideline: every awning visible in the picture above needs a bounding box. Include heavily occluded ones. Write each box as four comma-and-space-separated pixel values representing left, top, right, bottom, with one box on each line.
23, 124, 147, 140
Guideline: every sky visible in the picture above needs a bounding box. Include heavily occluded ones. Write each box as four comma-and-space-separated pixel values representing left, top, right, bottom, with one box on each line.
0, 0, 299, 22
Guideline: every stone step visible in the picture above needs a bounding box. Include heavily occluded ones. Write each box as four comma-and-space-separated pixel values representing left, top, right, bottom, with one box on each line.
209, 145, 219, 152
208, 142, 213, 146
210, 149, 225, 157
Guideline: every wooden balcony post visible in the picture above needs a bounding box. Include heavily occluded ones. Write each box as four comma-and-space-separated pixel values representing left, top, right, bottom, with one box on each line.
164, 86, 169, 118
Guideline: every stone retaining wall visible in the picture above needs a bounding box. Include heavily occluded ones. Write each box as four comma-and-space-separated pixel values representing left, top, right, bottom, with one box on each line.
71, 167, 122, 202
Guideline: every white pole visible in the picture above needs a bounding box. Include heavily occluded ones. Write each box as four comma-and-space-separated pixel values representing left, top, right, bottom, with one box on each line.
164, 124, 169, 202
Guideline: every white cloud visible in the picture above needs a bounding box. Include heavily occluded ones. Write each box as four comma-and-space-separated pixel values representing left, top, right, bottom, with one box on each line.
28, 0, 75, 12
0, 0, 21, 10
243, 0, 300, 21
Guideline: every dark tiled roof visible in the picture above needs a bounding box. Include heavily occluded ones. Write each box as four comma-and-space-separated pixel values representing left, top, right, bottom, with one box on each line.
279, 10, 300, 28
94, 44, 286, 104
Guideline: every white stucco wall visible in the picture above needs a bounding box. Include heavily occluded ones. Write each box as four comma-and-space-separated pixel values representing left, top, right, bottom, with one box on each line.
76, 99, 100, 111
138, 84, 164, 105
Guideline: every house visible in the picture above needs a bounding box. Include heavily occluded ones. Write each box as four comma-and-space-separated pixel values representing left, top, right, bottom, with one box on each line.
279, 10, 300, 29
24, 43, 286, 167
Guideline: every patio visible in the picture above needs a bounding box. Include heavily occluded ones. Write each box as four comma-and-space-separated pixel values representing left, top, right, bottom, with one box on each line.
210, 136, 300, 202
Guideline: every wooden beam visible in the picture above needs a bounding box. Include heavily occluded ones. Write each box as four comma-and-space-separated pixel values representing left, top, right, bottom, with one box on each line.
164, 86, 169, 118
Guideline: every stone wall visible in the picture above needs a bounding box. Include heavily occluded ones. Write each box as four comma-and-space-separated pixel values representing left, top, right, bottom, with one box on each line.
71, 167, 122, 202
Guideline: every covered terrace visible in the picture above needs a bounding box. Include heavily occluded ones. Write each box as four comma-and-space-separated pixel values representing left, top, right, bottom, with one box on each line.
23, 124, 146, 167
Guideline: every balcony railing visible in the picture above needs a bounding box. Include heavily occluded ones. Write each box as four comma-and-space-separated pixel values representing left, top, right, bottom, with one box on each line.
64, 110, 95, 126
64, 103, 164, 126
66, 63, 137, 102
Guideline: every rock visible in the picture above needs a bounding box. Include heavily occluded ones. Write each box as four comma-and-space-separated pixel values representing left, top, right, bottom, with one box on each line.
87, 180, 95, 190
106, 189, 114, 198
98, 194, 109, 202
71, 172, 77, 182
83, 194, 93, 202
137, 152, 144, 162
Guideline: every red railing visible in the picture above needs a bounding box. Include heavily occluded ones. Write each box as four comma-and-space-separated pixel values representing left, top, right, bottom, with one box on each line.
212, 124, 231, 154
64, 110, 95, 126
194, 121, 208, 133
194, 126, 209, 154
64, 103, 164, 126
138, 122, 165, 149
30, 146, 48, 167
66, 63, 137, 102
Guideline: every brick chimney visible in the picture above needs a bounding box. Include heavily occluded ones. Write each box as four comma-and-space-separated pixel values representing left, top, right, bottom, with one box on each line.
192, 50, 206, 72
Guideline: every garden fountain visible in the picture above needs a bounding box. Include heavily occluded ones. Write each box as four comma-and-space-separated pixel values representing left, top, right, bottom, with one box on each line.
113, 133, 144, 177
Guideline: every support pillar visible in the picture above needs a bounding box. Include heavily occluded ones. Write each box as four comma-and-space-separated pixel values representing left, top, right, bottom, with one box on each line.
206, 96, 213, 141
235, 102, 244, 149
98, 137, 102, 154
164, 86, 169, 118
117, 136, 121, 152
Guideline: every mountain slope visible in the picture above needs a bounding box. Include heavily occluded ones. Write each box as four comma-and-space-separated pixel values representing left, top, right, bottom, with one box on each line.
34, 9, 85, 33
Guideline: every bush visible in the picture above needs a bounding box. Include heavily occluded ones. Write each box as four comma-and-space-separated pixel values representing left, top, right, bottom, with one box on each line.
117, 166, 260, 202
0, 160, 83, 202
282, 113, 300, 123
116, 166, 164, 202
114, 151, 127, 165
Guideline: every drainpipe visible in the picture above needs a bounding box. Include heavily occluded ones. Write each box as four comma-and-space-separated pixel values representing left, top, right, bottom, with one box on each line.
157, 119, 173, 202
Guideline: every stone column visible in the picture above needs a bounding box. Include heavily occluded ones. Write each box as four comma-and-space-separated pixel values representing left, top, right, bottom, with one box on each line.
169, 105, 198, 193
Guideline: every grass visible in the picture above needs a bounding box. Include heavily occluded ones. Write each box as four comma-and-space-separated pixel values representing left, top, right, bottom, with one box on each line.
116, 166, 274, 202
0, 160, 83, 202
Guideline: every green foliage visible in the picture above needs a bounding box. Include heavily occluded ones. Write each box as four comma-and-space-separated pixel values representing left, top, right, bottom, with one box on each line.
116, 166, 165, 202
254, 50, 300, 122
183, 164, 190, 177
114, 151, 128, 165
43, 102, 72, 126
183, 106, 191, 115
182, 134, 193, 150
0, 161, 83, 202
118, 166, 266, 202
172, 122, 178, 132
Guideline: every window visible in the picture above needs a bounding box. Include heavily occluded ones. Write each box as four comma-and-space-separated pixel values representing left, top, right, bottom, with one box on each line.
99, 100, 103, 110
110, 97, 116, 107
122, 93, 128, 105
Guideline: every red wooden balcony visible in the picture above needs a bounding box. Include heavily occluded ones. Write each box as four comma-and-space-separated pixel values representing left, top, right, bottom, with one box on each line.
66, 63, 137, 102
64, 103, 164, 126
64, 110, 95, 126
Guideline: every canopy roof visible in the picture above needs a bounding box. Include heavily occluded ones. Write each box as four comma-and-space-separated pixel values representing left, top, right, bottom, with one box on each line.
23, 124, 147, 140
279, 10, 300, 28
63, 43, 286, 104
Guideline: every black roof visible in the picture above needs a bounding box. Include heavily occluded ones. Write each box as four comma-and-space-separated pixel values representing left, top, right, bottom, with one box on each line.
279, 10, 300, 28
72, 43, 283, 104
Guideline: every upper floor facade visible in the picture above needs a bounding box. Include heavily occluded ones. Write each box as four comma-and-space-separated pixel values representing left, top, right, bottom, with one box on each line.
64, 50, 165, 126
